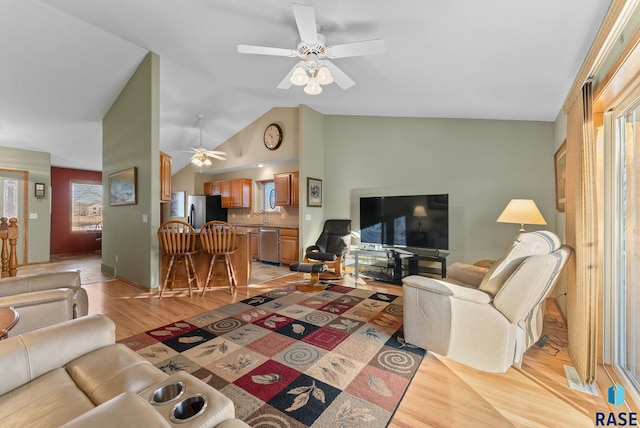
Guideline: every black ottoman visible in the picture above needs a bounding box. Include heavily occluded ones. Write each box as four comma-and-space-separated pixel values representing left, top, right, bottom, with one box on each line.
290, 262, 328, 292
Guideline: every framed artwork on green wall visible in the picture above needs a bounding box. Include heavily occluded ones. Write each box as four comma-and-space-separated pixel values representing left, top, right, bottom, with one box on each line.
109, 167, 137, 206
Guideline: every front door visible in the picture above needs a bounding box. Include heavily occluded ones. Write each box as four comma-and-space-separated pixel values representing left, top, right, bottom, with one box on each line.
0, 169, 28, 265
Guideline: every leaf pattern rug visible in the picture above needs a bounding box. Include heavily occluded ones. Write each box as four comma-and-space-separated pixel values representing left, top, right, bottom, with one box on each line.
120, 282, 425, 427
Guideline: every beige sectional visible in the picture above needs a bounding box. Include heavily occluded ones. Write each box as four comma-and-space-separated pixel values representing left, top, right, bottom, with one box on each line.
0, 270, 87, 336
0, 314, 249, 428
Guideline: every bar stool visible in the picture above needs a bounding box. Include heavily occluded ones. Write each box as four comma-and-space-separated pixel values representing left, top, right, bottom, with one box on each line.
157, 220, 201, 298
199, 221, 238, 296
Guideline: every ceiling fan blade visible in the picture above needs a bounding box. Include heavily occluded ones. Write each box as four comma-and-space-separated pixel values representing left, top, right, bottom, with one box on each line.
324, 60, 355, 90
292, 3, 318, 44
237, 44, 297, 57
326, 39, 386, 58
208, 154, 227, 160
277, 64, 297, 89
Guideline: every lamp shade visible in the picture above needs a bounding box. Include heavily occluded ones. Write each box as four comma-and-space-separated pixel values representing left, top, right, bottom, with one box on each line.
290, 66, 309, 86
496, 199, 546, 233
413, 206, 427, 217
304, 77, 322, 95
316, 66, 334, 85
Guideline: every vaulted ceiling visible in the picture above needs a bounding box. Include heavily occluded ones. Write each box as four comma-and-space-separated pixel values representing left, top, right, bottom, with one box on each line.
0, 1, 612, 171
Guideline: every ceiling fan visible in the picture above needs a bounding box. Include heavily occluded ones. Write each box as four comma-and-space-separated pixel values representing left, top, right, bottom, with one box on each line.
189, 114, 227, 167
237, 3, 385, 95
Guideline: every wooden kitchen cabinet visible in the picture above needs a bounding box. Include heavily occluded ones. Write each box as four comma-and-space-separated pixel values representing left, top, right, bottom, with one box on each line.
230, 178, 252, 208
208, 179, 251, 208
160, 152, 172, 202
204, 181, 221, 196
279, 228, 299, 265
250, 228, 260, 260
290, 171, 299, 206
274, 172, 299, 206
220, 181, 231, 207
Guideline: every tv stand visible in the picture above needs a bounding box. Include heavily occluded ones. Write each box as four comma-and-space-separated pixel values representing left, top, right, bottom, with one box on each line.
353, 247, 447, 285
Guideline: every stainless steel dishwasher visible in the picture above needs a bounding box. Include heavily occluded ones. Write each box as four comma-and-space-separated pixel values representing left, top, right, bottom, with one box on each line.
259, 227, 280, 264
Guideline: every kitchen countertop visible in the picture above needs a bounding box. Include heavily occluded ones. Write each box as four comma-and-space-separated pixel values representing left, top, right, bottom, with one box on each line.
195, 226, 252, 234
233, 224, 298, 230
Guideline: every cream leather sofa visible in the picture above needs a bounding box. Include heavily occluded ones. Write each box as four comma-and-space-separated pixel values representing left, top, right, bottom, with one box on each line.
402, 231, 572, 373
0, 270, 87, 337
0, 314, 249, 428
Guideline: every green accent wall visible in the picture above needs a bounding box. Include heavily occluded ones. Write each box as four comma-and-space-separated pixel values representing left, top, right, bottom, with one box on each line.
299, 105, 326, 253
102, 52, 160, 289
322, 116, 555, 264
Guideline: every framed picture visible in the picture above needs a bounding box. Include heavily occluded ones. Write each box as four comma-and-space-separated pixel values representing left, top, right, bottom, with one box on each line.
34, 182, 45, 198
307, 177, 322, 207
554, 140, 567, 212
109, 167, 137, 206
170, 191, 186, 217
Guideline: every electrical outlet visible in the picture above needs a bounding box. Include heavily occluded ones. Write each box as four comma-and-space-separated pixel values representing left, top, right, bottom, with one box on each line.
281, 213, 286, 219
115, 255, 119, 263
29, 213, 37, 219
142, 214, 148, 223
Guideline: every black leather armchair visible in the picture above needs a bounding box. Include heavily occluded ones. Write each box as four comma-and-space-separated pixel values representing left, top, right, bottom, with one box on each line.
303, 219, 351, 277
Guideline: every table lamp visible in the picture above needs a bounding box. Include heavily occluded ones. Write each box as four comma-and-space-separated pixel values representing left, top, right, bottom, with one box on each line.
413, 205, 427, 232
496, 199, 546, 233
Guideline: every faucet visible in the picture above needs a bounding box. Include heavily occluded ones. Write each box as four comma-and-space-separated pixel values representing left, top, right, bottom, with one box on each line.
260, 209, 269, 226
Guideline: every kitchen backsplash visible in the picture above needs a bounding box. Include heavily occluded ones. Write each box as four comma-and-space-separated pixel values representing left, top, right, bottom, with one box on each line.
228, 206, 299, 228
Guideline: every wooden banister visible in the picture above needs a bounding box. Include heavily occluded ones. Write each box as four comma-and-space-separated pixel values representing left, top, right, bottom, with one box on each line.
0, 217, 18, 278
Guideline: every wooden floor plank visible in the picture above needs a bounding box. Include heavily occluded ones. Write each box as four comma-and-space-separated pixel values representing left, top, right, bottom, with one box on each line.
17, 255, 611, 427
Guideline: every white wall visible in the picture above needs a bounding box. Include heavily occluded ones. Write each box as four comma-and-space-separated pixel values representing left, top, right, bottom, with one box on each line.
322, 115, 556, 264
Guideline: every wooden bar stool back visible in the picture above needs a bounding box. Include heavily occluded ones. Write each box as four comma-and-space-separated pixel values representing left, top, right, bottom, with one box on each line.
199, 221, 238, 295
157, 220, 201, 298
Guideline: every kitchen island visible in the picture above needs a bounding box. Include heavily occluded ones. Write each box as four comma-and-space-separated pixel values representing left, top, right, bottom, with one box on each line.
159, 226, 252, 292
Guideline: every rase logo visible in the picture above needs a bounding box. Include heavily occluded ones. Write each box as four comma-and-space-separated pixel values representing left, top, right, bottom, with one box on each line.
595, 384, 638, 426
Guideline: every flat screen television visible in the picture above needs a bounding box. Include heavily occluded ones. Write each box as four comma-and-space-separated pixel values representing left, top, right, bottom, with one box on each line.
359, 194, 449, 250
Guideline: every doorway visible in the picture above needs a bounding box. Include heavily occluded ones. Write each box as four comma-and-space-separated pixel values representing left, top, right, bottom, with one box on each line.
0, 169, 28, 265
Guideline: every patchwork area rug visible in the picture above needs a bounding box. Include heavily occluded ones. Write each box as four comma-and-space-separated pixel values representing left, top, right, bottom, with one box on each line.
120, 283, 425, 427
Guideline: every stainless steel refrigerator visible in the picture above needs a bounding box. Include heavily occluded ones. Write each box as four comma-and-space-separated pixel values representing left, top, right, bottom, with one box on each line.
186, 195, 228, 229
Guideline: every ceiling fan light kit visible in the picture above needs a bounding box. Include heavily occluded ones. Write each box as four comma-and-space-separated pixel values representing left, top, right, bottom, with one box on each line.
304, 77, 322, 95
189, 114, 227, 168
238, 3, 384, 95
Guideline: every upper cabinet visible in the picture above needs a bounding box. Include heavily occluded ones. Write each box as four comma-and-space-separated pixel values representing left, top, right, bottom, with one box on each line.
204, 181, 221, 197
274, 171, 299, 206
204, 179, 252, 208
230, 178, 252, 208
160, 152, 172, 203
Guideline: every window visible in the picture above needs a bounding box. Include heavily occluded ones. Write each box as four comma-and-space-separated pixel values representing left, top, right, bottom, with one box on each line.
71, 181, 103, 232
605, 96, 640, 407
2, 179, 17, 218
261, 181, 280, 213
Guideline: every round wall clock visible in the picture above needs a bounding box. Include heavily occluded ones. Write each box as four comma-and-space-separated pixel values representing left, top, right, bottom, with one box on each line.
263, 123, 283, 150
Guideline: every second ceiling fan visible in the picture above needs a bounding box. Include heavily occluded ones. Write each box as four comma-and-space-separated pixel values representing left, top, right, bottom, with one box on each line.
237, 3, 385, 95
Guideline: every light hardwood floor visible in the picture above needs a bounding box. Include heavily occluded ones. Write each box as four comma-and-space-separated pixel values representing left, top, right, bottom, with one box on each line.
18, 255, 610, 427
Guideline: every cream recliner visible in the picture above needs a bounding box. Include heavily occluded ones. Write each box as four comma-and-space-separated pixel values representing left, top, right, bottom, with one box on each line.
402, 231, 572, 373
0, 270, 88, 336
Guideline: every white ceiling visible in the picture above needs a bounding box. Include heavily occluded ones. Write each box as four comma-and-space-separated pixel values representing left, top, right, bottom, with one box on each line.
0, 0, 612, 172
